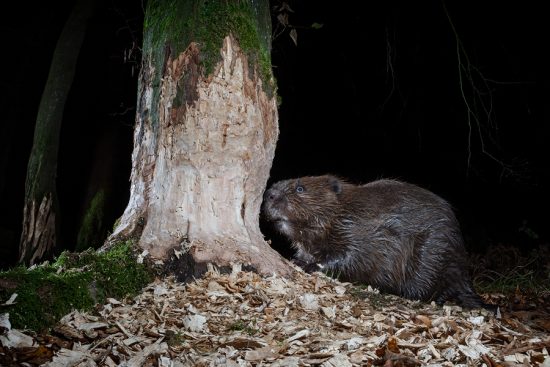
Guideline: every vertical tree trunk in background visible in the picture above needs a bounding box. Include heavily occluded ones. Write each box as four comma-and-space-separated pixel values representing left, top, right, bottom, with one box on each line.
108, 0, 292, 277
19, 0, 93, 265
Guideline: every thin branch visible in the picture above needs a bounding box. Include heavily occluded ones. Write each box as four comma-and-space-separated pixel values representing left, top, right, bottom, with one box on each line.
441, 0, 518, 179
379, 27, 397, 111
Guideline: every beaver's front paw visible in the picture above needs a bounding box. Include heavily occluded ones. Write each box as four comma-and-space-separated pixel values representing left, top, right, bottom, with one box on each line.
302, 262, 321, 274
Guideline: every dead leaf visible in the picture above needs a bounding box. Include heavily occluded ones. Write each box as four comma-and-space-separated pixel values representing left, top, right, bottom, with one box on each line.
3, 269, 549, 365
387, 337, 400, 353
415, 314, 432, 328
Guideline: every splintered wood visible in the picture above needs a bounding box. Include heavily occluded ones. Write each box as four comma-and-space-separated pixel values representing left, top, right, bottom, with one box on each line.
2, 264, 550, 366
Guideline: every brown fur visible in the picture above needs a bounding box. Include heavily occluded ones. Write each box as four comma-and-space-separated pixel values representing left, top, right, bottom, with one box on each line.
263, 175, 493, 310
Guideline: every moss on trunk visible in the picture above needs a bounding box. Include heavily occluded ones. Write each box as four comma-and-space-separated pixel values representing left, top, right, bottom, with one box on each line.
76, 189, 107, 251
142, 0, 275, 130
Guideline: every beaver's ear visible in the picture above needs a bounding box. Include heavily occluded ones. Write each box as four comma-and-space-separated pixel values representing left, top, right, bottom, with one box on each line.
328, 176, 342, 194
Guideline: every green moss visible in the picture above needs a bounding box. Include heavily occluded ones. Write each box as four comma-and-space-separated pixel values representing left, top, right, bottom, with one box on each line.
0, 241, 153, 331
112, 216, 121, 232
228, 319, 259, 335
475, 269, 550, 296
195, 0, 273, 90
142, 0, 275, 108
76, 189, 106, 251
471, 245, 550, 297
165, 330, 186, 346
0, 265, 94, 331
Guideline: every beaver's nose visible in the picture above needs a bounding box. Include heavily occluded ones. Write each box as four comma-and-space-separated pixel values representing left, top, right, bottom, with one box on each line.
265, 184, 285, 203
264, 188, 276, 201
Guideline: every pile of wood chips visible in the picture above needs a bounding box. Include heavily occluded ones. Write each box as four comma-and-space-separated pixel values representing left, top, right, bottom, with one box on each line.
1, 263, 550, 366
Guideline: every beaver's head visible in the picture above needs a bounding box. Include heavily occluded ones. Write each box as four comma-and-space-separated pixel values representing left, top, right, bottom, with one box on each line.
262, 175, 344, 240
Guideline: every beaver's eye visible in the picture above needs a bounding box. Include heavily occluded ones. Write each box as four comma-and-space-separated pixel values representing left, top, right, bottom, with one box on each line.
296, 185, 304, 193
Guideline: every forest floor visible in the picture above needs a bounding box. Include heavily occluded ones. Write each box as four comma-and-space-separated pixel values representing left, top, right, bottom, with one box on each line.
1, 246, 550, 367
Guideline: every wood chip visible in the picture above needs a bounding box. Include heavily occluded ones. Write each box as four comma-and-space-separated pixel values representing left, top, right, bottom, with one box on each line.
3, 268, 549, 365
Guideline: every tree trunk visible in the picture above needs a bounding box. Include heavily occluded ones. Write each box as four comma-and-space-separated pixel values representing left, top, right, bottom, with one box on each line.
19, 0, 93, 265
108, 0, 292, 277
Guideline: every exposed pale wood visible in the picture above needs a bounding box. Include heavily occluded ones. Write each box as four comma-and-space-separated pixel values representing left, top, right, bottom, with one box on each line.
110, 36, 291, 276
19, 194, 56, 265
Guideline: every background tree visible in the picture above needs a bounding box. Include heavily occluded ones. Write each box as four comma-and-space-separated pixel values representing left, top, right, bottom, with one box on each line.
107, 0, 292, 277
19, 0, 94, 265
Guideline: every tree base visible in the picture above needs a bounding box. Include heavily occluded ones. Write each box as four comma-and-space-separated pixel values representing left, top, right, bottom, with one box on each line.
107, 35, 292, 278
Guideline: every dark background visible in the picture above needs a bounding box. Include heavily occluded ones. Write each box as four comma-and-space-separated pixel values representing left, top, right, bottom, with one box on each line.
0, 0, 545, 269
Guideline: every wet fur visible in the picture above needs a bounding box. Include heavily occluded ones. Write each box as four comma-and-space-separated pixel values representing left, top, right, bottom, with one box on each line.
263, 175, 492, 310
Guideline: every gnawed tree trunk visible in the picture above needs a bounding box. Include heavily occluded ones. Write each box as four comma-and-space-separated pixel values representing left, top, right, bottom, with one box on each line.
108, 0, 292, 277
19, 0, 93, 265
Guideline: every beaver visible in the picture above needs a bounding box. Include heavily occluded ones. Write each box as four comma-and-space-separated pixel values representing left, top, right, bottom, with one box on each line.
263, 175, 493, 310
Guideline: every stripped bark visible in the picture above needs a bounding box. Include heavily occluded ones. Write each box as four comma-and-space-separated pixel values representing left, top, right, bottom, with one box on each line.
19, 194, 56, 265
108, 1, 292, 277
